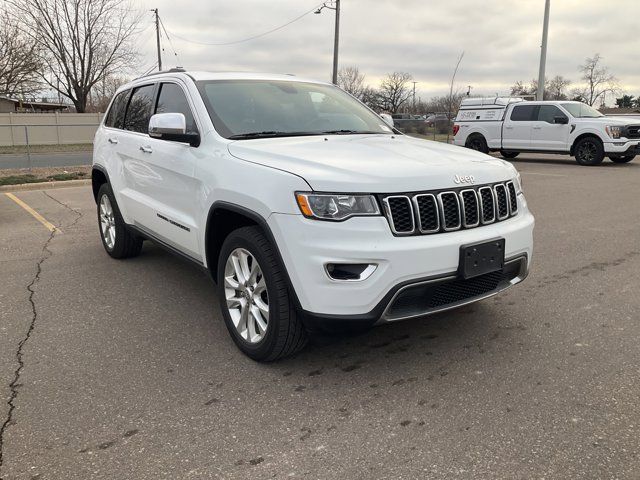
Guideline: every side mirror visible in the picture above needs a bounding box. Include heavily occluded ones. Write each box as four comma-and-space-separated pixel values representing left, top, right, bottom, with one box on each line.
149, 113, 200, 147
379, 113, 394, 128
554, 116, 569, 124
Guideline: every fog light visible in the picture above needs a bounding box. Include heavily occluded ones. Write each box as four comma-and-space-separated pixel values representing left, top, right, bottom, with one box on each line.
325, 263, 377, 281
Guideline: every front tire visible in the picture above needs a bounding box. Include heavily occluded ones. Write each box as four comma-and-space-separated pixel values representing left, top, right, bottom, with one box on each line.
217, 226, 307, 361
500, 150, 520, 159
465, 134, 489, 154
608, 155, 635, 163
97, 183, 143, 258
574, 137, 604, 166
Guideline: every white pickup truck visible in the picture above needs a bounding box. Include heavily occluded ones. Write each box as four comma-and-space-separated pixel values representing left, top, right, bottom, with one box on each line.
453, 97, 640, 166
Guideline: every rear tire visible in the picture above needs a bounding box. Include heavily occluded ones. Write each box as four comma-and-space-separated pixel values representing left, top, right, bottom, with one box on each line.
608, 155, 635, 163
465, 134, 489, 154
217, 226, 307, 361
97, 183, 143, 259
573, 137, 604, 166
500, 150, 520, 159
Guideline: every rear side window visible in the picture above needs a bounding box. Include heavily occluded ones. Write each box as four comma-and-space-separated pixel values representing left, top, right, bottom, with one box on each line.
510, 105, 538, 121
537, 105, 565, 123
104, 90, 129, 129
125, 85, 156, 133
155, 83, 198, 134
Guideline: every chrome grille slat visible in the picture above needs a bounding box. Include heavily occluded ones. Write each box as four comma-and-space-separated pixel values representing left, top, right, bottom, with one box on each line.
494, 184, 509, 220
382, 181, 518, 236
506, 181, 518, 216
478, 186, 496, 224
459, 189, 480, 228
383, 195, 415, 234
437, 192, 461, 231
413, 194, 439, 233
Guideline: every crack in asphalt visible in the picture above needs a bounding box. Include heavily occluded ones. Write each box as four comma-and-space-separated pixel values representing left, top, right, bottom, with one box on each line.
0, 191, 83, 478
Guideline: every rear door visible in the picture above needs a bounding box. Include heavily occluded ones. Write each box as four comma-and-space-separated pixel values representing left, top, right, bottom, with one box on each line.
122, 81, 202, 260
531, 104, 570, 151
502, 104, 539, 150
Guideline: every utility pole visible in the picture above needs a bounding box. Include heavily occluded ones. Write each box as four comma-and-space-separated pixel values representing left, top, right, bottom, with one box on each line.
536, 0, 550, 101
315, 1, 340, 84
332, 0, 340, 85
152, 8, 162, 71
412, 81, 417, 110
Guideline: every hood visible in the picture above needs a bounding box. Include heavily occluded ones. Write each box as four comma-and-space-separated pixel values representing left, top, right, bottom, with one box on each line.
228, 134, 516, 192
576, 116, 639, 125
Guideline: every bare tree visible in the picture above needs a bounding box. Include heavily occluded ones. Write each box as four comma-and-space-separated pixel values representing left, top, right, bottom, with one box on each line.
87, 74, 128, 112
547, 75, 571, 100
577, 53, 618, 106
378, 72, 413, 113
337, 66, 366, 99
0, 11, 42, 96
7, 0, 141, 112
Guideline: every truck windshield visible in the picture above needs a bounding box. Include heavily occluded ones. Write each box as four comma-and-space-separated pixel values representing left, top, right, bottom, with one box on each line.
197, 79, 393, 139
560, 103, 604, 118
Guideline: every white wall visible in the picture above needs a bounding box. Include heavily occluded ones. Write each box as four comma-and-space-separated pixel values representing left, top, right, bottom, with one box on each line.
0, 112, 103, 146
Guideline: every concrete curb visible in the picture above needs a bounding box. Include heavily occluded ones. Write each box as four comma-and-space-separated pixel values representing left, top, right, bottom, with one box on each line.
0, 179, 91, 193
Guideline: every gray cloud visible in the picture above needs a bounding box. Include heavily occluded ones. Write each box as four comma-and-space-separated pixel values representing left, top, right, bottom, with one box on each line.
136, 0, 639, 101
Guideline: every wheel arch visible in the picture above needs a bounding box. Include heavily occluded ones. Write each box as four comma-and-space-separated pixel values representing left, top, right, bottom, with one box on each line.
91, 164, 110, 203
204, 202, 302, 308
570, 132, 604, 156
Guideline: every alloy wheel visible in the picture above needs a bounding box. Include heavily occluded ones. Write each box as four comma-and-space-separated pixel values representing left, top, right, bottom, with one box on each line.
99, 194, 116, 250
577, 142, 596, 163
224, 248, 269, 344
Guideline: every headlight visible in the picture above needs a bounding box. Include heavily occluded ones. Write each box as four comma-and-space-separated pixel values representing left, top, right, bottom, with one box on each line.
295, 192, 380, 221
515, 172, 523, 193
606, 125, 623, 139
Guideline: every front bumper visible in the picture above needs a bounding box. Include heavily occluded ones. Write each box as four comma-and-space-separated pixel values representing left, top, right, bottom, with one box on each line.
603, 140, 640, 154
268, 197, 534, 320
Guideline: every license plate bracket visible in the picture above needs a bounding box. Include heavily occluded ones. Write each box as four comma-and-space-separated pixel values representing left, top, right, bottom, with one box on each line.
459, 238, 505, 279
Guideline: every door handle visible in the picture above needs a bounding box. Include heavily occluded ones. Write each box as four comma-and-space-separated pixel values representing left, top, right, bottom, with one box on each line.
533, 127, 542, 130
505, 127, 513, 130
139, 145, 153, 153
108, 137, 118, 144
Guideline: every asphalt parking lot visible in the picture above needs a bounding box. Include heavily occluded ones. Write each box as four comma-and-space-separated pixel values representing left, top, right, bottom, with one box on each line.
1, 154, 639, 479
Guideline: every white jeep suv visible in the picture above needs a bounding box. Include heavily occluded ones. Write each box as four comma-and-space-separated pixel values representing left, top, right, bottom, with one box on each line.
92, 70, 534, 360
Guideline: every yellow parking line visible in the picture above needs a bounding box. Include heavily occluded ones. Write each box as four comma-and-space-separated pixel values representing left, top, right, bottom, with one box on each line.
4, 192, 58, 233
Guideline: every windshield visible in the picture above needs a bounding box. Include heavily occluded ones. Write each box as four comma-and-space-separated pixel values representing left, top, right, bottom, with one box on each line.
197, 79, 393, 139
560, 102, 604, 118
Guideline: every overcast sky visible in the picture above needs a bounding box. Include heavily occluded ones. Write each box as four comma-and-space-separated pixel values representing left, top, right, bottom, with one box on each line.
135, 0, 639, 103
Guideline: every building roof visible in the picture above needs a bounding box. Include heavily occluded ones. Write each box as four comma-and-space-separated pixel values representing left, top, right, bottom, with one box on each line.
600, 107, 640, 115
0, 95, 70, 110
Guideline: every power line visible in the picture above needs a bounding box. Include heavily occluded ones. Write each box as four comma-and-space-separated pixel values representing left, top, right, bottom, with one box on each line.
165, 2, 324, 46
159, 16, 181, 66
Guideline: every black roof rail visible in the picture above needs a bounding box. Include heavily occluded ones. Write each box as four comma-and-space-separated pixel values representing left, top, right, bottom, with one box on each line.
136, 67, 186, 80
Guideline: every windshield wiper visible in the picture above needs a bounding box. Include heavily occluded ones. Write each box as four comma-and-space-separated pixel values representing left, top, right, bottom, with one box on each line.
319, 129, 383, 135
228, 131, 318, 139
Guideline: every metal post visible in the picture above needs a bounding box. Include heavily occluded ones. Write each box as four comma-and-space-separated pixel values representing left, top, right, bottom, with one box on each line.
331, 0, 340, 84
24, 125, 32, 171
537, 0, 550, 101
153, 9, 162, 71
412, 81, 417, 111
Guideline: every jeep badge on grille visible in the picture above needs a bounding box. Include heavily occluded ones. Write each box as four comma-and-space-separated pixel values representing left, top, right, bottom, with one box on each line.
454, 174, 475, 184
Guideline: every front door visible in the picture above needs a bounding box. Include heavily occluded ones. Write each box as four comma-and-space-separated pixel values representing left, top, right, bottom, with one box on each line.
531, 105, 570, 151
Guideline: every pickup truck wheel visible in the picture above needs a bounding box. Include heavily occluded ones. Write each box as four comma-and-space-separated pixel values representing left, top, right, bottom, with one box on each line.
574, 137, 604, 166
97, 183, 143, 258
500, 150, 519, 159
465, 134, 489, 154
608, 155, 635, 163
217, 226, 307, 361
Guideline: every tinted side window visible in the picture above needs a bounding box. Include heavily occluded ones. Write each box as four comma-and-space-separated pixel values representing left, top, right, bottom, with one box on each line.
510, 105, 538, 121
538, 105, 565, 123
155, 83, 198, 134
125, 85, 156, 133
104, 90, 129, 129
